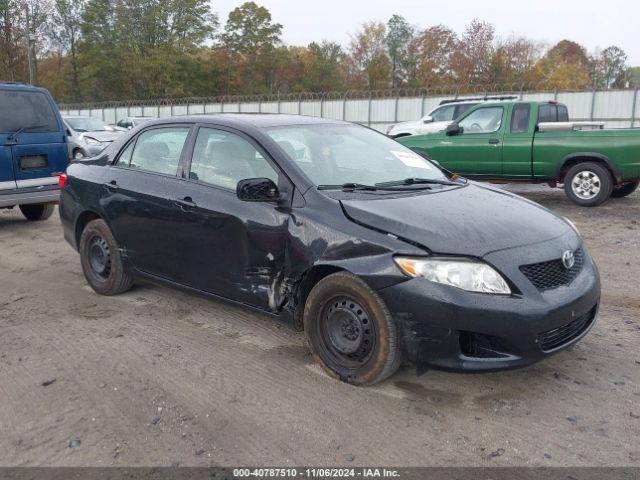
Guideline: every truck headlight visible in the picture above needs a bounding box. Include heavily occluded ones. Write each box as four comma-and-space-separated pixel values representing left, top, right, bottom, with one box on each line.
394, 257, 511, 295
84, 136, 102, 146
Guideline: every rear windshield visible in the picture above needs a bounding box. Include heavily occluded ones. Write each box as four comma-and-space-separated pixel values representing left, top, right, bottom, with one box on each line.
0, 90, 59, 133
538, 104, 568, 123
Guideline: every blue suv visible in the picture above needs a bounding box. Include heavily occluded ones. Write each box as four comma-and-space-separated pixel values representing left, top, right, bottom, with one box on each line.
0, 83, 68, 220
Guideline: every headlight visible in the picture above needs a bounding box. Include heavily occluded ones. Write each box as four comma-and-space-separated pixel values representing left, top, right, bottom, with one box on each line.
394, 257, 511, 295
83, 136, 102, 145
563, 217, 580, 235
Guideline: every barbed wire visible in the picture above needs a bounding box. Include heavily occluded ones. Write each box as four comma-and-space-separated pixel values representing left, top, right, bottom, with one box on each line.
59, 81, 637, 111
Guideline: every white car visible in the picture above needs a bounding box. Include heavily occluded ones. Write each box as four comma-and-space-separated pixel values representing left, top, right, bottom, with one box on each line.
387, 96, 518, 138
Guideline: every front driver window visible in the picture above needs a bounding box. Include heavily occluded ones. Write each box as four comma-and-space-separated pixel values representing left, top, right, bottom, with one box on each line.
459, 107, 504, 134
127, 127, 189, 175
189, 128, 278, 190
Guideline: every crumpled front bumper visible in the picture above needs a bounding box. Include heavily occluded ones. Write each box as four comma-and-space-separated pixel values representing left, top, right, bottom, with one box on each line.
376, 233, 600, 372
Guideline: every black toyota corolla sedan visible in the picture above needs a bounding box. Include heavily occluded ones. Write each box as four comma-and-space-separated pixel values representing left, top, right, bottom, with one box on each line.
59, 114, 600, 385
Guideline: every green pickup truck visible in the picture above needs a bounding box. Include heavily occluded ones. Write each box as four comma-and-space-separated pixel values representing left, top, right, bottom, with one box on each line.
398, 100, 640, 206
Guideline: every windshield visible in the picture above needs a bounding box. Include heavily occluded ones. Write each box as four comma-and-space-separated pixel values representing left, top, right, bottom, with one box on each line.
66, 117, 110, 132
266, 124, 447, 187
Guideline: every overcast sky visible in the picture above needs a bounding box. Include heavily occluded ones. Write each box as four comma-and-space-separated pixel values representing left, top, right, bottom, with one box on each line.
213, 0, 640, 65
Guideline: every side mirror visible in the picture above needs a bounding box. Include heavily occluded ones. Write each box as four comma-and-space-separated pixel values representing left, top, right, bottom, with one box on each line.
66, 128, 72, 137
423, 115, 433, 124
445, 122, 462, 136
237, 178, 279, 202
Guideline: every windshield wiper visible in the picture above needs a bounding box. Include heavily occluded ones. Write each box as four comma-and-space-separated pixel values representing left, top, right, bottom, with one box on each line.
375, 177, 459, 188
318, 182, 378, 191
6, 124, 48, 143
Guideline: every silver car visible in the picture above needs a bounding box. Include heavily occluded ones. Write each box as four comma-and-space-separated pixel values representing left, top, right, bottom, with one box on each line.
63, 116, 124, 159
116, 116, 156, 130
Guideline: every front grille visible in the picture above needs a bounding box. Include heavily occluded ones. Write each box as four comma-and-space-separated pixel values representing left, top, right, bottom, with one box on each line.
538, 305, 597, 352
520, 248, 584, 291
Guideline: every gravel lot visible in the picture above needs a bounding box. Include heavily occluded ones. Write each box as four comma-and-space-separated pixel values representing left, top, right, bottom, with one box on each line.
1, 185, 638, 467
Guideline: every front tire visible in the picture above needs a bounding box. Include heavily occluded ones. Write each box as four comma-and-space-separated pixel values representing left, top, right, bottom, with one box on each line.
19, 203, 55, 221
303, 272, 401, 386
73, 149, 85, 160
79, 219, 133, 295
611, 180, 639, 198
564, 162, 613, 206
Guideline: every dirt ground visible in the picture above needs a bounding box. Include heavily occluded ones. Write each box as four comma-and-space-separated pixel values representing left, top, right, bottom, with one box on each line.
0, 185, 638, 467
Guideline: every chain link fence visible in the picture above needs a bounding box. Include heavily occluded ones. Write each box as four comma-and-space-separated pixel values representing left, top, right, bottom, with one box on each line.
59, 83, 640, 131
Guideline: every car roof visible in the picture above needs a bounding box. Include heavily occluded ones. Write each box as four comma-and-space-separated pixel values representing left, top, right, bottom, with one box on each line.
139, 113, 348, 129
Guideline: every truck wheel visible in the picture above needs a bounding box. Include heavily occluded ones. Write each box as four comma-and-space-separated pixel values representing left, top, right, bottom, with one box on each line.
79, 219, 133, 295
19, 204, 55, 221
611, 180, 639, 198
303, 272, 401, 386
564, 162, 613, 207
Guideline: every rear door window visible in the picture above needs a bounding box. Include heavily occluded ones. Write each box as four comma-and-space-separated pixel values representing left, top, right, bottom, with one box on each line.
510, 104, 531, 133
126, 127, 189, 175
0, 90, 59, 133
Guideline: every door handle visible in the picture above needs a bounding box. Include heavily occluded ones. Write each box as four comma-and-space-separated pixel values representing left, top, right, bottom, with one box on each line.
103, 180, 119, 192
489, 138, 500, 145
174, 197, 197, 210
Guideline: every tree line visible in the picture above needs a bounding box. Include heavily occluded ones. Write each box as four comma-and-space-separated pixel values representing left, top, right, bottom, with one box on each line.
1, 0, 638, 104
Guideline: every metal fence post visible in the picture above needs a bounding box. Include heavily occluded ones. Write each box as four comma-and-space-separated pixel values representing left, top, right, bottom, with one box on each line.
420, 93, 425, 117
394, 95, 399, 123
342, 94, 347, 121
320, 95, 324, 118
631, 88, 638, 128
367, 93, 372, 127
589, 89, 596, 121
298, 98, 301, 115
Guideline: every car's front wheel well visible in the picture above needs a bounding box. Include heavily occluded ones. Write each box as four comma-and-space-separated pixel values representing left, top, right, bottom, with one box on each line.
559, 156, 616, 184
293, 265, 345, 330
75, 211, 102, 248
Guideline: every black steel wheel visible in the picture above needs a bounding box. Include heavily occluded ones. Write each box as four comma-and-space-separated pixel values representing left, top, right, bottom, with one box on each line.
304, 272, 401, 385
79, 219, 133, 295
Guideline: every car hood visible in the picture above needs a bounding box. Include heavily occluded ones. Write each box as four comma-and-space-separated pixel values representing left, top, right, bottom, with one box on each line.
80, 131, 123, 142
340, 184, 572, 257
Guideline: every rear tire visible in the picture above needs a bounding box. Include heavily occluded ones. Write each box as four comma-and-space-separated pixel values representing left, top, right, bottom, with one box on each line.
19, 203, 55, 221
611, 180, 639, 198
79, 219, 133, 295
303, 272, 401, 386
564, 162, 613, 207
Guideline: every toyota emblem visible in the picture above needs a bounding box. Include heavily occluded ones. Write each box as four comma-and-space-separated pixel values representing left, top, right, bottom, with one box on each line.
562, 250, 575, 269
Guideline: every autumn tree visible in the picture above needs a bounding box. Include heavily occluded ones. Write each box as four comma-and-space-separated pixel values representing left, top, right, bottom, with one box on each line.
348, 21, 390, 89
533, 40, 591, 89
450, 19, 495, 85
488, 36, 541, 85
411, 25, 457, 86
